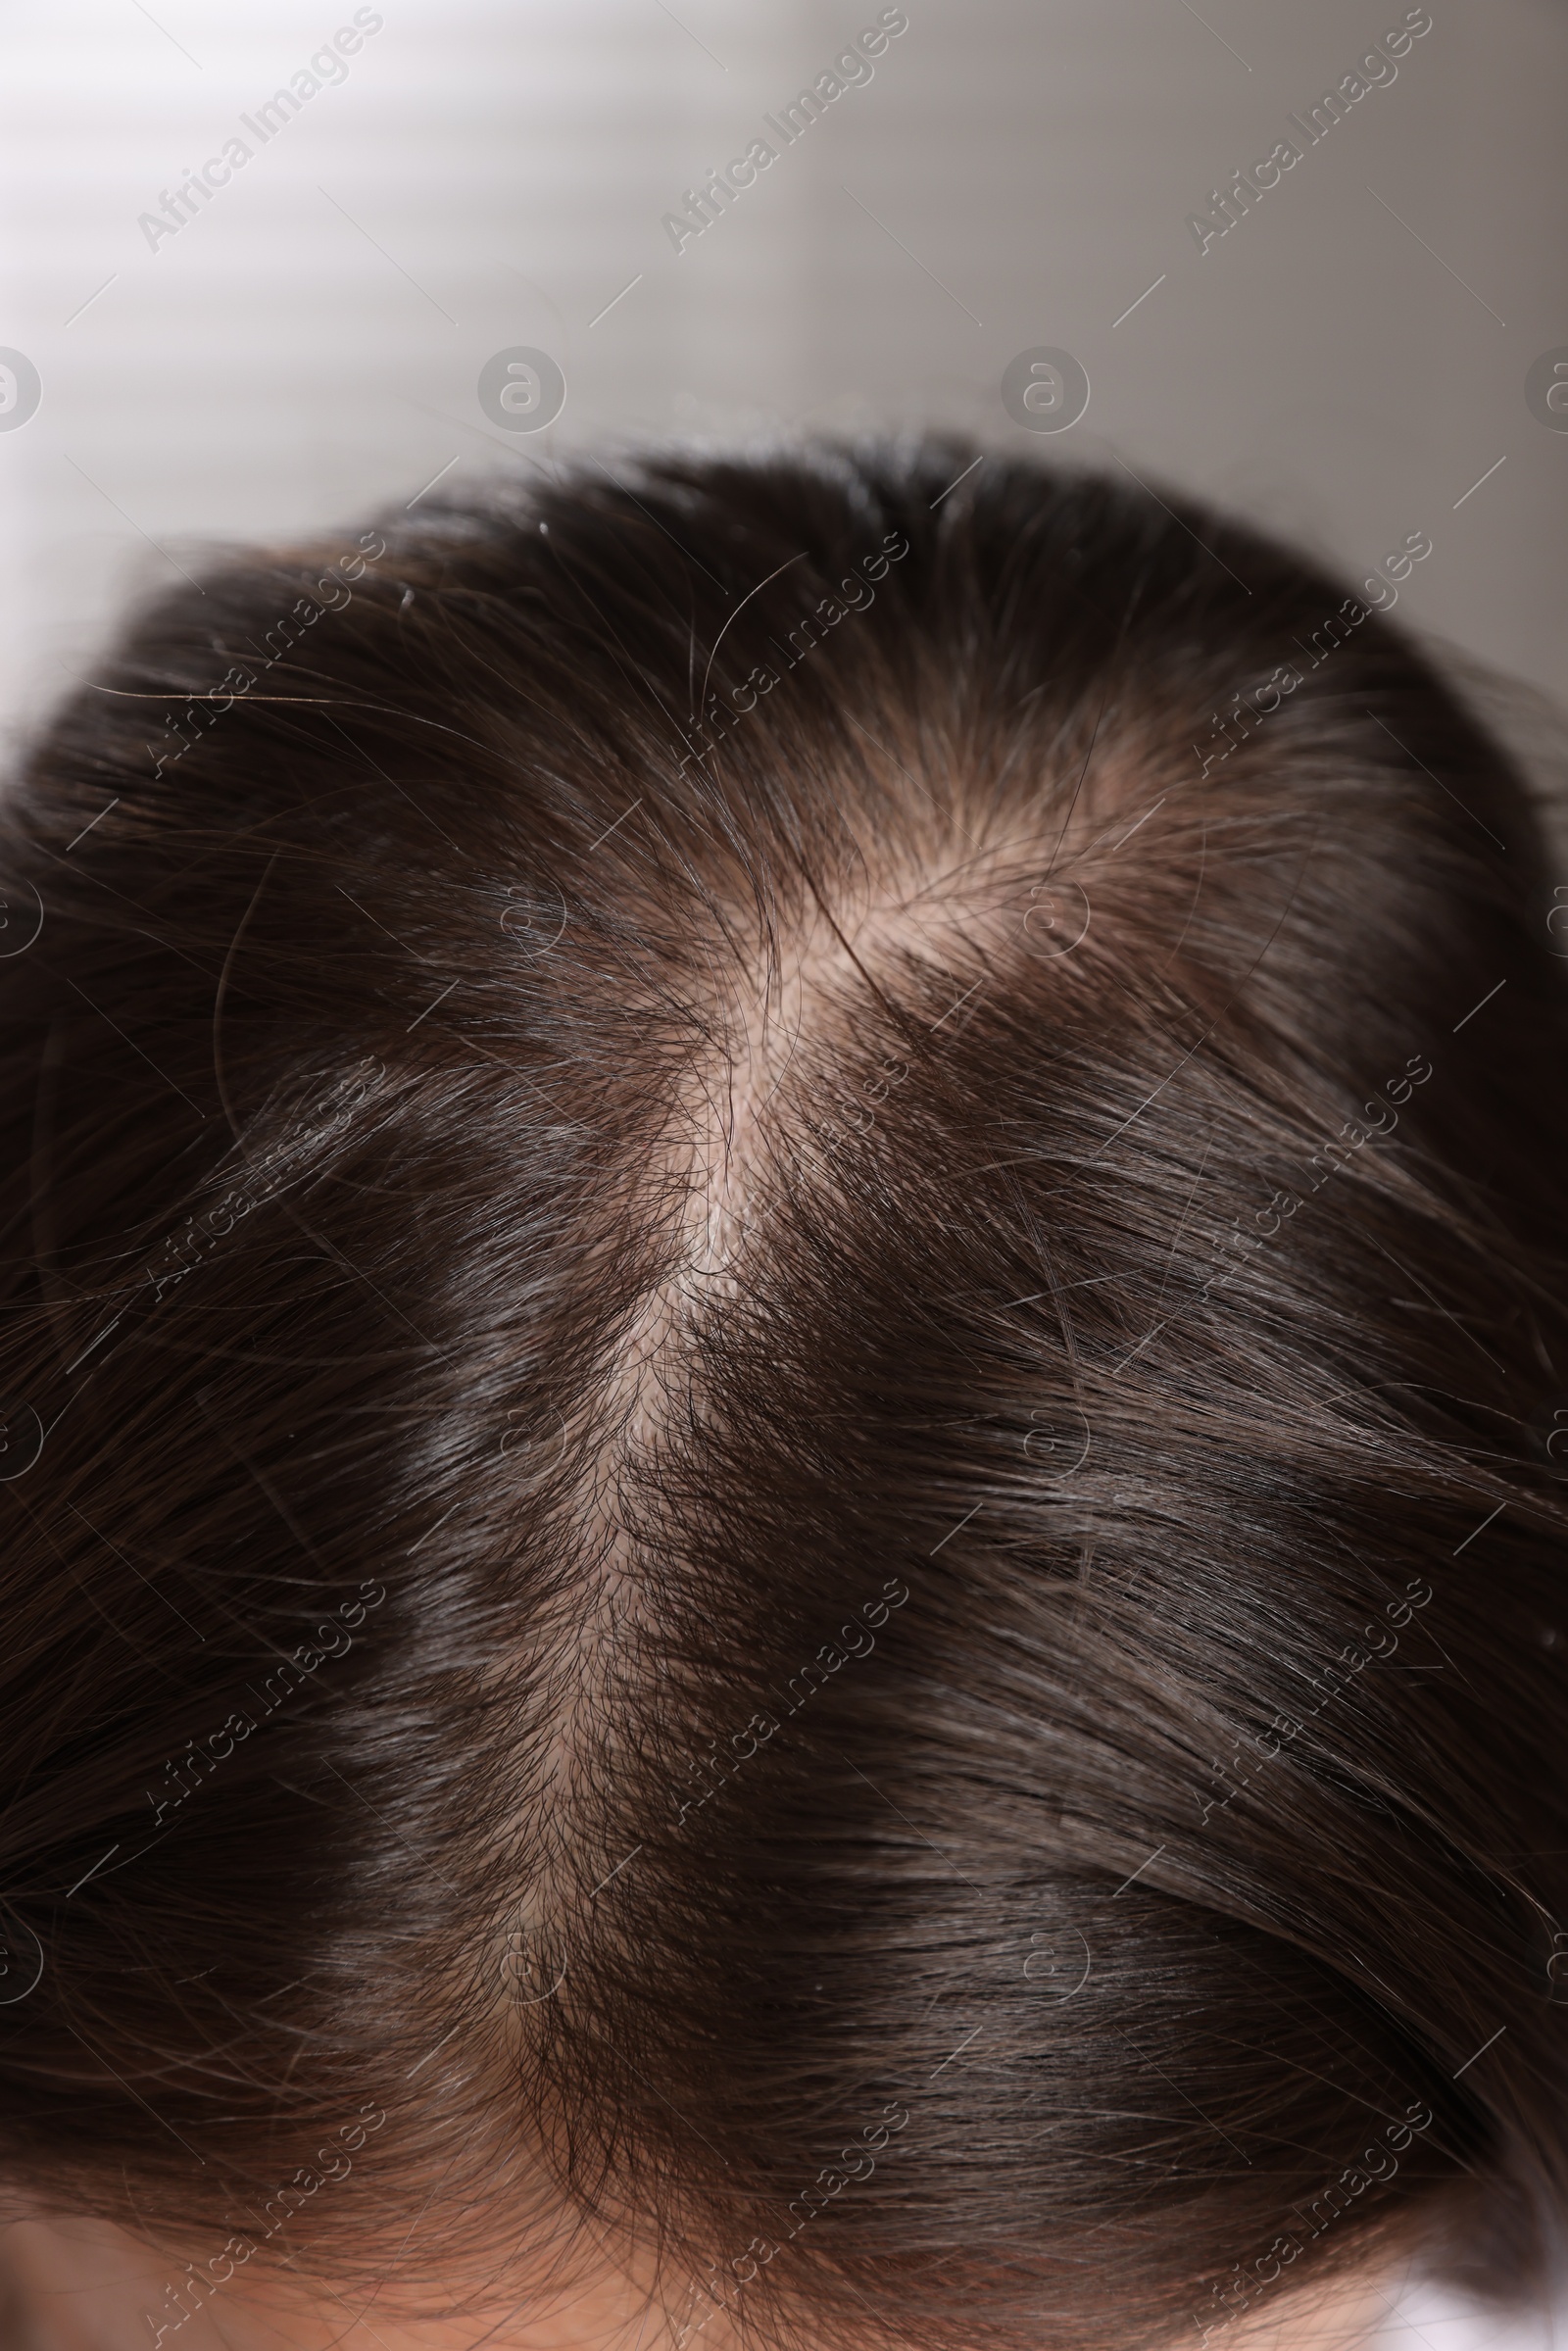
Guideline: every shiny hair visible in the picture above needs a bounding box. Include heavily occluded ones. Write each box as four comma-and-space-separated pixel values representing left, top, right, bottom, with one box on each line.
2, 437, 1567, 2351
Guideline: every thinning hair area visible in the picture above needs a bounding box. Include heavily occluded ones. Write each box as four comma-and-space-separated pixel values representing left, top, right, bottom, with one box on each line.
1, 439, 1567, 2351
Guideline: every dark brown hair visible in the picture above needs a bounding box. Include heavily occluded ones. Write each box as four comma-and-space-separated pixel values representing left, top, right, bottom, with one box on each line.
2, 437, 1567, 2351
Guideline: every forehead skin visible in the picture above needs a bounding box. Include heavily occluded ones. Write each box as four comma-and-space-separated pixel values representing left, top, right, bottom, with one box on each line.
0, 2208, 1424, 2351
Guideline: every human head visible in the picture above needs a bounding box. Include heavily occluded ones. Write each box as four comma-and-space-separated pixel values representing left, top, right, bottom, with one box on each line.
1, 439, 1566, 2351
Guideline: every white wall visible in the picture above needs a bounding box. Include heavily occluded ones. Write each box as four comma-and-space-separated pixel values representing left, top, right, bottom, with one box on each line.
1, 0, 1564, 761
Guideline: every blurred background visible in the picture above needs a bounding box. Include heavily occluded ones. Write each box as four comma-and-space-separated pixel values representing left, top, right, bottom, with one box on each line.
0, 6, 1565, 2343
1, 0, 1565, 768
